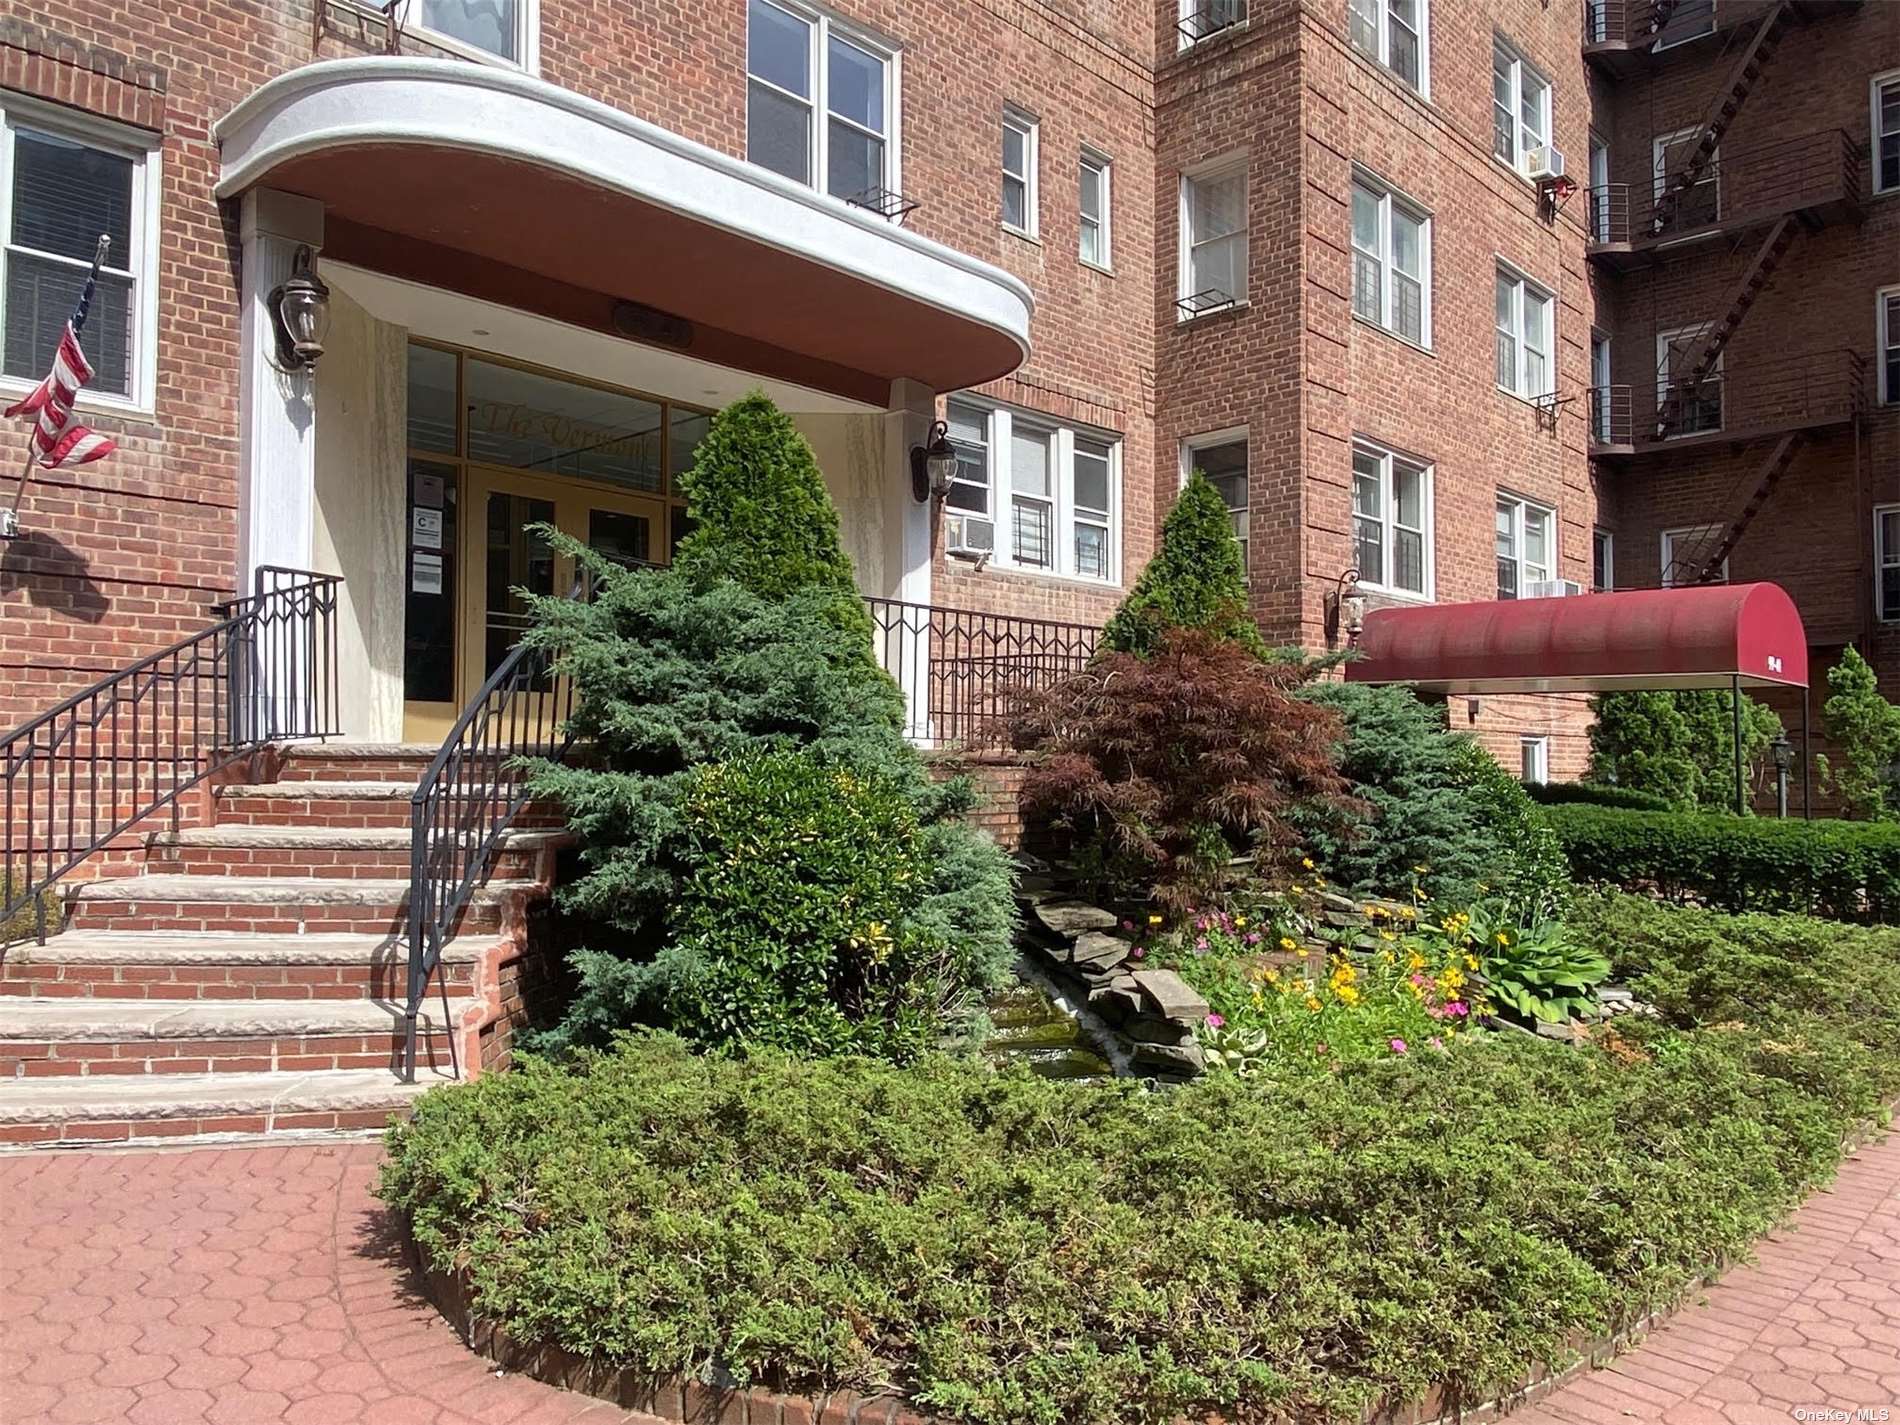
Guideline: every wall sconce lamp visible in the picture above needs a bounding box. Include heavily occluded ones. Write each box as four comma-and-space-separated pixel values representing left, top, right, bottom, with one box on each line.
910, 420, 957, 504
268, 245, 332, 371
1324, 566, 1364, 647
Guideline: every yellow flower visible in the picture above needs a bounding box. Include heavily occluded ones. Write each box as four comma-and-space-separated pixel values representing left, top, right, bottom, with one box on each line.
1335, 984, 1360, 1005
1291, 883, 1304, 895
1331, 961, 1357, 984
1496, 931, 1510, 946
1305, 995, 1322, 1013
1301, 857, 1315, 870
1378, 929, 1397, 942
1464, 954, 1480, 971
1235, 915, 1248, 929
1147, 914, 1164, 927
1251, 989, 1265, 1007
1279, 936, 1298, 951
1412, 864, 1429, 874
1264, 969, 1280, 983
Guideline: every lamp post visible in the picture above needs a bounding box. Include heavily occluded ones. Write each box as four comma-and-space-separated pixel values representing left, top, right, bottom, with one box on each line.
1770, 733, 1794, 819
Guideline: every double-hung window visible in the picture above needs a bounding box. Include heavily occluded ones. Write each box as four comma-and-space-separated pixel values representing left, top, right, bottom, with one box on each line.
1519, 736, 1549, 784
747, 0, 896, 202
945, 400, 1120, 582
1347, 0, 1424, 91
1177, 0, 1246, 47
1, 108, 156, 411
1877, 506, 1900, 622
1184, 431, 1249, 575
1657, 324, 1722, 436
1351, 441, 1431, 598
1592, 527, 1614, 592
1876, 72, 1900, 196
1662, 525, 1726, 586
1180, 159, 1247, 315
1002, 108, 1038, 237
1879, 286, 1900, 405
1496, 494, 1554, 599
1491, 40, 1551, 177
1351, 174, 1429, 347
405, 0, 537, 66
1079, 150, 1111, 269
1495, 266, 1553, 400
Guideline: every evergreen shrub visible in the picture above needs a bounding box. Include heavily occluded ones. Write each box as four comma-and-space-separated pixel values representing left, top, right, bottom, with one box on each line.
1525, 782, 1673, 813
1818, 645, 1900, 820
1586, 689, 1782, 811
1100, 471, 1263, 657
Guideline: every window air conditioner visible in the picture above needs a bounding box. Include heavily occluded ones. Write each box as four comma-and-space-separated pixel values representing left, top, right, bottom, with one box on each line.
945, 515, 995, 560
1524, 578, 1584, 599
1526, 146, 1567, 181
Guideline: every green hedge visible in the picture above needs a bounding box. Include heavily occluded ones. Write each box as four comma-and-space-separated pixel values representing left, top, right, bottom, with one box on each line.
1541, 803, 1900, 921
1525, 782, 1674, 813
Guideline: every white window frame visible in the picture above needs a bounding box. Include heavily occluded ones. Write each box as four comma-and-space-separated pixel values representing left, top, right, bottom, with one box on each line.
1879, 285, 1900, 405
1350, 171, 1431, 349
1876, 505, 1900, 622
1001, 106, 1039, 239
1182, 427, 1250, 578
1590, 331, 1613, 442
1652, 126, 1719, 230
1588, 133, 1610, 241
1495, 263, 1554, 401
1079, 148, 1112, 271
1491, 38, 1551, 178
1519, 735, 1550, 785
0, 98, 160, 418
1656, 323, 1723, 437
948, 400, 1121, 585
942, 399, 995, 557
1496, 492, 1556, 599
1875, 70, 1900, 197
1350, 438, 1434, 600
397, 0, 540, 69
1179, 155, 1248, 318
1346, 0, 1429, 95
745, 0, 901, 204
1176, 0, 1247, 50
1592, 526, 1614, 592
1661, 525, 1728, 587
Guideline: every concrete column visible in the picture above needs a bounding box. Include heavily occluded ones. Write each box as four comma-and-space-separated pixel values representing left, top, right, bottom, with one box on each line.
236, 189, 325, 590
882, 379, 937, 740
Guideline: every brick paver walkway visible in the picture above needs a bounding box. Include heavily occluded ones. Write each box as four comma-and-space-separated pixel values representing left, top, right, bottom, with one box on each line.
0, 1131, 1895, 1425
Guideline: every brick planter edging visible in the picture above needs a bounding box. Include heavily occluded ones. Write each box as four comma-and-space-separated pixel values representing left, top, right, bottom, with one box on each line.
400, 1110, 1896, 1425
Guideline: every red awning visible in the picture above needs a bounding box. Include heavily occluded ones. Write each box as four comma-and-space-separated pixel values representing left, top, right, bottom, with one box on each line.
1346, 583, 1809, 694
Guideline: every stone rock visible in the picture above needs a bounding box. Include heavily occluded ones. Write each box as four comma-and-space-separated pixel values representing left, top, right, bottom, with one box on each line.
1535, 1019, 1580, 1043
1128, 968, 1211, 1022
1598, 986, 1634, 1004
1067, 931, 1130, 976
1086, 982, 1143, 1025
1125, 1015, 1189, 1045
1132, 1039, 1206, 1075
1031, 899, 1120, 941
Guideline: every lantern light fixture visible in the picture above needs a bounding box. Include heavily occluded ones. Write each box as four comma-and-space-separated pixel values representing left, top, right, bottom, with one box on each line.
268, 245, 332, 371
910, 420, 957, 504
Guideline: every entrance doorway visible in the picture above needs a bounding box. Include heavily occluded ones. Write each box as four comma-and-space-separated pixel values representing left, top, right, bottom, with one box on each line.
401, 341, 708, 742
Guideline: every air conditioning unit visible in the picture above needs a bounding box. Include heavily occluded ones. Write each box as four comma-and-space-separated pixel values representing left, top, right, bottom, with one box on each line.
1526, 146, 1567, 181
945, 515, 995, 560
1525, 578, 1584, 599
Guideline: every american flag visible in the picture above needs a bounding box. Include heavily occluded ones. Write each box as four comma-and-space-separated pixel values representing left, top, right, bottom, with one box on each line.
4, 237, 116, 471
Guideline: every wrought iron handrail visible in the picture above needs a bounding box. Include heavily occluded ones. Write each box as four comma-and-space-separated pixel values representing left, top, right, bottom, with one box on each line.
1585, 129, 1858, 247
1, 566, 342, 943
402, 582, 582, 1081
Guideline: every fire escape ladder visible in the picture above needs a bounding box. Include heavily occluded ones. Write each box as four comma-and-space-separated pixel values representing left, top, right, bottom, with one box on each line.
1690, 432, 1805, 585
1653, 216, 1797, 437
1653, 2, 1790, 229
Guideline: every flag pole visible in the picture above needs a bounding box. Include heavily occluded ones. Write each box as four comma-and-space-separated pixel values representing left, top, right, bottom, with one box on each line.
1, 234, 110, 539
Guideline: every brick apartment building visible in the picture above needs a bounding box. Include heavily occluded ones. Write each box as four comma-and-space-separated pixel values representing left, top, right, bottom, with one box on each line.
0, 0, 1897, 769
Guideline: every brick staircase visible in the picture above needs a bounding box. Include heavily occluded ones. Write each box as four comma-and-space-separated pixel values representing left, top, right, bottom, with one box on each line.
0, 743, 565, 1147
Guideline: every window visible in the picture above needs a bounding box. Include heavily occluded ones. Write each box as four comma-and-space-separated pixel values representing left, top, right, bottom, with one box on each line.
1657, 324, 1722, 436
1351, 440, 1431, 598
1495, 266, 1553, 400
1662, 525, 1727, 587
1590, 332, 1614, 443
1491, 39, 1551, 177
405, 0, 536, 65
746, 0, 895, 202
947, 400, 1120, 582
1002, 108, 1038, 237
1496, 494, 1554, 599
1184, 431, 1249, 575
1588, 134, 1610, 241
0, 110, 156, 411
1180, 160, 1247, 315
1350, 174, 1429, 347
1347, 0, 1424, 91
1079, 150, 1111, 269
1519, 736, 1549, 785
1592, 527, 1614, 592
1652, 127, 1718, 233
1876, 506, 1900, 621
1653, 0, 1713, 48
1876, 71, 1900, 196
1880, 286, 1900, 405
1177, 0, 1246, 48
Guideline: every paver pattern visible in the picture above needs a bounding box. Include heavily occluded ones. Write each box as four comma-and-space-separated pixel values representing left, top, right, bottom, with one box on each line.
0, 1131, 1895, 1425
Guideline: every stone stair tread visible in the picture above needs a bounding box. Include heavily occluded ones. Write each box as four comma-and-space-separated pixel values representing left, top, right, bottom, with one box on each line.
69, 875, 534, 904
0, 995, 477, 1040
217, 780, 417, 798
275, 741, 444, 758
151, 824, 568, 851
4, 930, 489, 966
0, 1067, 444, 1124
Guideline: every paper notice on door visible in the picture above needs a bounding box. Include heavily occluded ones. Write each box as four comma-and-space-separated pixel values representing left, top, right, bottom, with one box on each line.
413, 470, 445, 508
411, 507, 444, 550
411, 551, 444, 595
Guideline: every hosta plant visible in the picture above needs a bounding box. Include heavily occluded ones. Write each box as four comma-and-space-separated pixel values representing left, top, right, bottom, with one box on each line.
1451, 903, 1610, 1024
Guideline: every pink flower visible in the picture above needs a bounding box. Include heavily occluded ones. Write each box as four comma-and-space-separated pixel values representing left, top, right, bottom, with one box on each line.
1205, 1013, 1226, 1030
1194, 936, 1210, 953
1447, 1001, 1469, 1018
1244, 931, 1262, 946
1130, 945, 1147, 961
1428, 1036, 1444, 1050
1121, 919, 1135, 932
1389, 1038, 1409, 1056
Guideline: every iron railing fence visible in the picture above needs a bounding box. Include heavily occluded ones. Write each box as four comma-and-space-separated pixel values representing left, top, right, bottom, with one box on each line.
1587, 129, 1859, 246
1582, 0, 1784, 51
0, 566, 341, 943
1589, 347, 1867, 446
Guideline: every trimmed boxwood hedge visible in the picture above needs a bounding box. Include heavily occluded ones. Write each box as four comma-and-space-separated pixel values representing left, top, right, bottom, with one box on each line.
1541, 803, 1900, 921
1524, 782, 1674, 813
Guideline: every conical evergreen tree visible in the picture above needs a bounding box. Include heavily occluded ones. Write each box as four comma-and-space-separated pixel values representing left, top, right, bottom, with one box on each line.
1101, 470, 1264, 656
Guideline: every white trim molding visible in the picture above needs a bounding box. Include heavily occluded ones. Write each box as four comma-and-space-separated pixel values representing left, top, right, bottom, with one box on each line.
215, 58, 1032, 371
